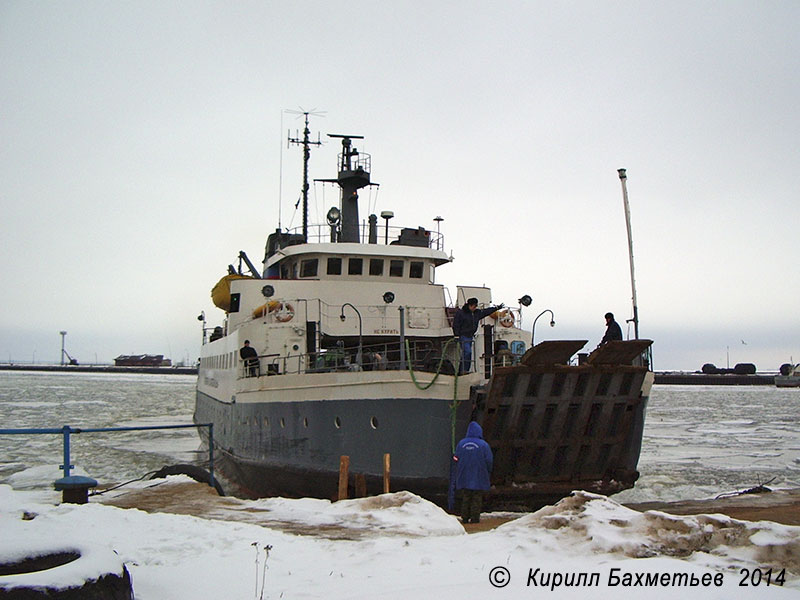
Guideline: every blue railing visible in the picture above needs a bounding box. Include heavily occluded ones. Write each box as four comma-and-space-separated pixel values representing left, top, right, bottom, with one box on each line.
0, 423, 215, 489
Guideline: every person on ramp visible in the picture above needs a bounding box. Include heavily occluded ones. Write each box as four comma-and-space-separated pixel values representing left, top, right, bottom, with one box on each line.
600, 312, 623, 345
454, 421, 494, 524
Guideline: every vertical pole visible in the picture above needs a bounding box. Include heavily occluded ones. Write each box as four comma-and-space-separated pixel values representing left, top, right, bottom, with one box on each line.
383, 453, 390, 494
61, 425, 72, 477
337, 455, 349, 501
399, 306, 406, 369
208, 423, 215, 489
618, 169, 639, 339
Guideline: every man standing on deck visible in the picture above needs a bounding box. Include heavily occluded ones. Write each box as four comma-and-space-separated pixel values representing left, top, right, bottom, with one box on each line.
452, 298, 504, 374
239, 340, 260, 377
454, 421, 493, 524
600, 312, 623, 345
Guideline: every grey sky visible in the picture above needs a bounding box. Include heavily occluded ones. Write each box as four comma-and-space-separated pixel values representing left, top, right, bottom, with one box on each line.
1, 1, 798, 369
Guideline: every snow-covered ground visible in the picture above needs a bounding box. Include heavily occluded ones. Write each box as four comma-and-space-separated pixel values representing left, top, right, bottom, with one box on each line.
2, 477, 799, 599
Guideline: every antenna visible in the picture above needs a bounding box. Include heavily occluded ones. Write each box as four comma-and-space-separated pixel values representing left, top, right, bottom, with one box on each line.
287, 109, 325, 241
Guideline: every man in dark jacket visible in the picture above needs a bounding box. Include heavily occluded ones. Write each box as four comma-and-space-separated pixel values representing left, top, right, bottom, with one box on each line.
452, 298, 504, 374
454, 421, 493, 524
239, 340, 260, 377
600, 312, 623, 345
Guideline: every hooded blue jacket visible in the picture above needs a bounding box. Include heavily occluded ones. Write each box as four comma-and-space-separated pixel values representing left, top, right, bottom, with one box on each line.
454, 421, 494, 491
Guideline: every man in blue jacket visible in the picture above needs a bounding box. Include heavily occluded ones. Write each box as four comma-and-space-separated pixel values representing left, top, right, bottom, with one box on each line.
454, 421, 494, 524
452, 298, 504, 374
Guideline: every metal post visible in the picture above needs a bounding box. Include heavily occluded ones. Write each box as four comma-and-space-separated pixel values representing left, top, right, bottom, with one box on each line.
60, 331, 67, 366
399, 306, 406, 369
61, 425, 72, 477
618, 168, 639, 339
531, 309, 556, 345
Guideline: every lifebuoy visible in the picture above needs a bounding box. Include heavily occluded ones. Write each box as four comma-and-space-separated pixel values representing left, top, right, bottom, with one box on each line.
274, 302, 295, 322
498, 310, 515, 328
253, 300, 282, 319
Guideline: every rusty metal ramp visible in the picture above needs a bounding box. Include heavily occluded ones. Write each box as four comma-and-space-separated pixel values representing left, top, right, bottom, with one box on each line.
587, 339, 653, 365
520, 340, 588, 366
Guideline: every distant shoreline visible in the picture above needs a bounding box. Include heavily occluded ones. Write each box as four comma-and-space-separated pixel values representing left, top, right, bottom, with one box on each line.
0, 364, 778, 384
0, 364, 197, 375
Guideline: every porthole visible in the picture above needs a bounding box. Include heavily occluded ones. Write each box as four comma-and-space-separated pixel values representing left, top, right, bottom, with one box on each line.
303, 417, 309, 428
280, 418, 286, 428
263, 416, 270, 427
370, 416, 379, 429
334, 416, 342, 429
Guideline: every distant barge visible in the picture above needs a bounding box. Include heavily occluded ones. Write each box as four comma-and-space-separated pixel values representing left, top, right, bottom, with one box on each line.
654, 372, 775, 386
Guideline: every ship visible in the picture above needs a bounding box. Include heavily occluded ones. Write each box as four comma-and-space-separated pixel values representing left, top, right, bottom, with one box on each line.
194, 116, 654, 510
775, 363, 800, 388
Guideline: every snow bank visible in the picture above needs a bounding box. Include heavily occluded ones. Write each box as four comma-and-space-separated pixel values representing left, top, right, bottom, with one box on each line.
1, 484, 798, 599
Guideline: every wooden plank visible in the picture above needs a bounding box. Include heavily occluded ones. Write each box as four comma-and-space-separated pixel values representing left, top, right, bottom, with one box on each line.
337, 455, 349, 501
383, 453, 391, 494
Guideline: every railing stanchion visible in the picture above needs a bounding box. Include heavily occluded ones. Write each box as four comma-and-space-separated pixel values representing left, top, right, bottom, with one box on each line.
61, 425, 72, 478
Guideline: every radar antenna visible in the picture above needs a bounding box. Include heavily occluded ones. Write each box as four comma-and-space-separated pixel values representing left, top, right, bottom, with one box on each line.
287, 109, 325, 242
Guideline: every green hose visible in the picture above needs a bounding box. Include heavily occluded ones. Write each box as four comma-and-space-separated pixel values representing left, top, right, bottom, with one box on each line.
405, 338, 462, 452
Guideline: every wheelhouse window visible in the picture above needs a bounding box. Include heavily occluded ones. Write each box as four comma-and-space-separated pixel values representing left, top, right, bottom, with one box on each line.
300, 258, 318, 278
348, 258, 363, 275
409, 261, 424, 279
327, 257, 342, 275
389, 259, 404, 277
369, 258, 384, 276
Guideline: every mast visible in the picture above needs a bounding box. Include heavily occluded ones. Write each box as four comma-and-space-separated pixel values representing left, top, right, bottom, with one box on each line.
617, 168, 639, 339
316, 134, 373, 243
287, 112, 322, 242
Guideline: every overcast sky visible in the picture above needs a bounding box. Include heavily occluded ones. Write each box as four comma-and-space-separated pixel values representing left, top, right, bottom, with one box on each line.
1, 1, 798, 370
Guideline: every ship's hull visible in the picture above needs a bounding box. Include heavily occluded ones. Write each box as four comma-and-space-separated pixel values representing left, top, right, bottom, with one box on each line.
195, 356, 652, 510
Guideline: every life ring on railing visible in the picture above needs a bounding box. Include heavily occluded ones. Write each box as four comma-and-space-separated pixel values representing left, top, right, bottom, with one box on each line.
274, 302, 295, 322
497, 310, 515, 328
253, 300, 282, 319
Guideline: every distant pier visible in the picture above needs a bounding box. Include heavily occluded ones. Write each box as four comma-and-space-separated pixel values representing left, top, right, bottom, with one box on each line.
0, 364, 197, 375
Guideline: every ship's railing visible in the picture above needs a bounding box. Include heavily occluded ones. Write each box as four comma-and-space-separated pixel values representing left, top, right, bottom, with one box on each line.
285, 223, 446, 251
239, 338, 462, 378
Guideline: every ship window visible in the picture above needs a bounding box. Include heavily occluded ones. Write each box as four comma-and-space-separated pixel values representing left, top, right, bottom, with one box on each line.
389, 260, 404, 277
369, 258, 384, 276
229, 293, 241, 313
334, 416, 342, 429
300, 259, 318, 278
280, 418, 286, 428
327, 257, 342, 275
409, 261, 424, 279
303, 417, 309, 428
348, 258, 363, 275
370, 416, 379, 429
280, 264, 289, 279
